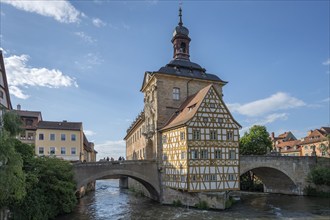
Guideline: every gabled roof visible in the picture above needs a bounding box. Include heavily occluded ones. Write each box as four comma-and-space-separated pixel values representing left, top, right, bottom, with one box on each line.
277, 139, 301, 148
37, 121, 82, 131
13, 110, 42, 120
161, 84, 211, 131
300, 128, 329, 145
161, 84, 241, 131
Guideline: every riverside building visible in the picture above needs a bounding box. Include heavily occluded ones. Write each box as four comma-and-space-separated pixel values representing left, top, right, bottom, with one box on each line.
124, 8, 241, 205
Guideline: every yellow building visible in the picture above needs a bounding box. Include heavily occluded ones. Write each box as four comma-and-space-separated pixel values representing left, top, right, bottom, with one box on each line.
300, 127, 330, 157
125, 8, 241, 193
35, 120, 96, 162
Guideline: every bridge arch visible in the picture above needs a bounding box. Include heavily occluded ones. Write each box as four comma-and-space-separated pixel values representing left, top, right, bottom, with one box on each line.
73, 161, 160, 201
240, 166, 298, 194
239, 155, 313, 195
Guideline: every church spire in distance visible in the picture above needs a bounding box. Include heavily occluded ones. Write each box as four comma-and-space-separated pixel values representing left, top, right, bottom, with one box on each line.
172, 6, 191, 60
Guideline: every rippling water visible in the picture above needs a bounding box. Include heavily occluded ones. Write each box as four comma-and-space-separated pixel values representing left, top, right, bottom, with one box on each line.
57, 180, 330, 220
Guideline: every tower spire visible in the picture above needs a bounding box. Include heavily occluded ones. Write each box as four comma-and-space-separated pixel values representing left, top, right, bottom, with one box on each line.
179, 7, 183, 26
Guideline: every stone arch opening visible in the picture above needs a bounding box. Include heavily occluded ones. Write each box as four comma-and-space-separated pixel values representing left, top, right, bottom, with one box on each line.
240, 166, 298, 194
76, 170, 160, 201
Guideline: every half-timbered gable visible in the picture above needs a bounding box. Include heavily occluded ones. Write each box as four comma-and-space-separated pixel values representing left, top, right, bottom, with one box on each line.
161, 84, 241, 192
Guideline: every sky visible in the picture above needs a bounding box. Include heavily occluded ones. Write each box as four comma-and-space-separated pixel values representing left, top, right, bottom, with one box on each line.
0, 0, 329, 160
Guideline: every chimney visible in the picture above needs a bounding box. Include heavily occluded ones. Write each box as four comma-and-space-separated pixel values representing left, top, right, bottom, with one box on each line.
271, 132, 275, 139
17, 104, 21, 110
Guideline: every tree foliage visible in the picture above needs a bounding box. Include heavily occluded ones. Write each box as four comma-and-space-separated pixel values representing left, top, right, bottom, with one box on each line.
10, 157, 77, 220
0, 132, 26, 208
2, 111, 22, 137
307, 166, 330, 186
1, 110, 77, 219
239, 125, 272, 155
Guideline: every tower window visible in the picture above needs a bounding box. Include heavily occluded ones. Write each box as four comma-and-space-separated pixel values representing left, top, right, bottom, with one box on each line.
180, 42, 186, 53
173, 87, 180, 100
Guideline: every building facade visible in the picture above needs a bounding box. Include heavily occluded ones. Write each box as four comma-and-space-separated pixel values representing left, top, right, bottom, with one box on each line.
125, 8, 241, 193
271, 128, 330, 158
14, 106, 43, 145
35, 120, 96, 162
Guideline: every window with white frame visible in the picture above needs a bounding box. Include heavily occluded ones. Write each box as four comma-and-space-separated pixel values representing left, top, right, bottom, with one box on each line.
61, 134, 66, 141
191, 150, 198, 159
228, 174, 235, 181
192, 130, 201, 140
172, 87, 180, 100
71, 134, 76, 141
227, 131, 233, 140
229, 150, 236, 160
50, 133, 55, 141
38, 147, 44, 155
210, 130, 217, 140
180, 131, 185, 141
215, 149, 222, 159
61, 147, 66, 155
50, 147, 55, 155
181, 151, 186, 159
200, 150, 208, 159
71, 147, 76, 155
39, 133, 44, 140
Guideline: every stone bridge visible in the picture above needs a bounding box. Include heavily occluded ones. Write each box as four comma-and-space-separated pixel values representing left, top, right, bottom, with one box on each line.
73, 156, 328, 199
240, 156, 325, 195
73, 160, 160, 200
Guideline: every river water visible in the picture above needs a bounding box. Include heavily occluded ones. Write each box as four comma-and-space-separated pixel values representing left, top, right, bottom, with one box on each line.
57, 180, 330, 220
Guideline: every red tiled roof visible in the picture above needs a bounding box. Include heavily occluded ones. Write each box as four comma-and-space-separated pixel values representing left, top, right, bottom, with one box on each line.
37, 121, 82, 130
161, 84, 212, 131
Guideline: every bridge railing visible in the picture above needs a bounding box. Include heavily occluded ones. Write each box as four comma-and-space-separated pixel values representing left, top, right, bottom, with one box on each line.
73, 160, 156, 167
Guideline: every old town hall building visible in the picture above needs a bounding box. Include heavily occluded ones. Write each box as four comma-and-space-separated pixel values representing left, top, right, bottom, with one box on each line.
125, 8, 241, 193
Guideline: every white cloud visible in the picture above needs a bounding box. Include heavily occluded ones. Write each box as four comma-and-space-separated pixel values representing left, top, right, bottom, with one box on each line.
92, 18, 106, 27
321, 97, 330, 103
240, 113, 288, 135
74, 32, 96, 44
228, 92, 305, 117
322, 58, 330, 65
257, 113, 288, 125
84, 130, 96, 136
75, 53, 103, 70
2, 0, 82, 23
4, 53, 78, 99
95, 140, 126, 161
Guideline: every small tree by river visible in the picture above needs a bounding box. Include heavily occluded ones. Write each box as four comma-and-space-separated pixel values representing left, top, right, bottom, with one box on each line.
0, 110, 77, 219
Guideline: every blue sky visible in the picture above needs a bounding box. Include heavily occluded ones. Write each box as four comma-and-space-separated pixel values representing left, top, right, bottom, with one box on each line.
0, 0, 329, 160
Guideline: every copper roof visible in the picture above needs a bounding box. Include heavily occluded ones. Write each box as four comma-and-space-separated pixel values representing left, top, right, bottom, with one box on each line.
37, 121, 82, 130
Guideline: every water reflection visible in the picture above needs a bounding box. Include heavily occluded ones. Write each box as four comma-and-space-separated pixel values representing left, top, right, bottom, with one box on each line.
57, 180, 330, 220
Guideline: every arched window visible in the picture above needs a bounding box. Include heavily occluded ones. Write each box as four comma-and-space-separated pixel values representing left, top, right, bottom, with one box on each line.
180, 42, 186, 53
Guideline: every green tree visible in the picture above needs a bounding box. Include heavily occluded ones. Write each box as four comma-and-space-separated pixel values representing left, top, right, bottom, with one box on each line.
10, 157, 77, 220
2, 111, 22, 137
0, 110, 26, 209
239, 125, 272, 155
